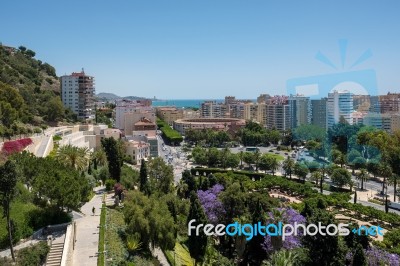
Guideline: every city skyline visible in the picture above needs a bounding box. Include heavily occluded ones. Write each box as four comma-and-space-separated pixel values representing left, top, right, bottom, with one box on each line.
2, 1, 400, 99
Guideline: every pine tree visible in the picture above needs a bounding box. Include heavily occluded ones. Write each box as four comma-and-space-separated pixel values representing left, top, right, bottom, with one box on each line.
101, 137, 122, 182
139, 159, 150, 195
352, 244, 367, 266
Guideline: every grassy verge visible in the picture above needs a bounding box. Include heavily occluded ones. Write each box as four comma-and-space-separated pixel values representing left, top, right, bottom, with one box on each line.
104, 208, 126, 265
164, 242, 194, 266
98, 203, 106, 266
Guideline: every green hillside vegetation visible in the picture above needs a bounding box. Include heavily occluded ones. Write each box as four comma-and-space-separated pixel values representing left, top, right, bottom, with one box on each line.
0, 44, 77, 138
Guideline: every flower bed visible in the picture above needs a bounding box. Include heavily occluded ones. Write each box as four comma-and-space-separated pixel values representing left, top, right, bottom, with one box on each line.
2, 138, 32, 154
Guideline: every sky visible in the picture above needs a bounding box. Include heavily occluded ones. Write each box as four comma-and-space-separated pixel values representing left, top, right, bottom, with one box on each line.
1, 1, 400, 99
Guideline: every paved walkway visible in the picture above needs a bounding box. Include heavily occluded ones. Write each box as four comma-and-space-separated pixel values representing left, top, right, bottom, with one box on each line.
72, 186, 104, 266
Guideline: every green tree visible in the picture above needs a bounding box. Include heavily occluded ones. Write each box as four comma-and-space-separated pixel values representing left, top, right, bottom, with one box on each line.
46, 97, 64, 121
294, 163, 309, 183
0, 161, 18, 261
226, 153, 240, 169
302, 209, 346, 266
148, 157, 174, 194
356, 168, 369, 190
388, 174, 400, 202
352, 244, 367, 266
91, 148, 107, 170
331, 168, 352, 189
139, 159, 150, 195
101, 137, 123, 182
56, 144, 89, 171
259, 154, 279, 175
282, 156, 295, 179
187, 192, 208, 264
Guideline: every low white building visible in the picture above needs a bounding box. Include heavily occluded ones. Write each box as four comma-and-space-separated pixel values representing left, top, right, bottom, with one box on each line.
125, 140, 150, 165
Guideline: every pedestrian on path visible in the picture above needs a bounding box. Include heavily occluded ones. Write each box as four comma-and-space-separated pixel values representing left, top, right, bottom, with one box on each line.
92, 206, 95, 216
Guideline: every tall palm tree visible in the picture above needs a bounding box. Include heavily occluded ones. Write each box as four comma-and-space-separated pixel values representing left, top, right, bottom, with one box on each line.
311, 170, 322, 187
356, 168, 369, 190
239, 151, 244, 169
268, 157, 280, 176
56, 144, 89, 171
378, 163, 392, 195
254, 149, 261, 171
91, 147, 107, 169
282, 156, 295, 179
388, 174, 400, 202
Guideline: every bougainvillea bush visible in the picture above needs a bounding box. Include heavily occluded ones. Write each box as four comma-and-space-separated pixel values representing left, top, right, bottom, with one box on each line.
2, 138, 32, 155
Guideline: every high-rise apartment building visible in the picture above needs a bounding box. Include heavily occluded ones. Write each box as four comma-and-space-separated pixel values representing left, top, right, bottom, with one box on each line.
327, 90, 353, 129
288, 95, 311, 128
311, 98, 327, 129
60, 70, 95, 119
264, 96, 290, 131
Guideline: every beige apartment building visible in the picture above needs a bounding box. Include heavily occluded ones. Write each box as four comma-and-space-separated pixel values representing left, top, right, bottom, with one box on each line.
125, 140, 150, 164
156, 107, 184, 125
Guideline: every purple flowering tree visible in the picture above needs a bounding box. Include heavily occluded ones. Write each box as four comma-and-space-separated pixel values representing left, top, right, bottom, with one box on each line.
197, 184, 225, 224
262, 207, 306, 252
365, 246, 399, 266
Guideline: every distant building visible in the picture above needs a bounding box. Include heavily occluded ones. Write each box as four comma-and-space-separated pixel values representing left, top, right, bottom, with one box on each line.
256, 94, 271, 104
288, 95, 311, 128
155, 107, 184, 126
378, 93, 400, 113
60, 70, 95, 119
265, 103, 290, 131
327, 90, 353, 129
311, 98, 327, 130
353, 95, 371, 112
173, 118, 246, 135
125, 140, 150, 165
114, 99, 153, 131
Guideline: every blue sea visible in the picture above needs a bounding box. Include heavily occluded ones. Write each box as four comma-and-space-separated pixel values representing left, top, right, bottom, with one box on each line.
152, 99, 224, 108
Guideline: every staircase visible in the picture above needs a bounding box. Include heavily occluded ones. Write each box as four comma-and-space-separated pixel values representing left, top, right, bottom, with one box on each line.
45, 242, 64, 266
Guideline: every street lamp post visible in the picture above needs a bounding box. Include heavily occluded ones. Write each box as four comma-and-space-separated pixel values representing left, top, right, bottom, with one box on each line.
384, 182, 389, 213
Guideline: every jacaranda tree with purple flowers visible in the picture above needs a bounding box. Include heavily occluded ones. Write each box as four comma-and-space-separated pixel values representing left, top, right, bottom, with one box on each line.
197, 184, 225, 224
262, 207, 306, 252
346, 246, 400, 266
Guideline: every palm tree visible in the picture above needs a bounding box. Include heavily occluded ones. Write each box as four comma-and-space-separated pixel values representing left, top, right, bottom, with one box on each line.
239, 151, 244, 169
56, 144, 90, 171
388, 174, 400, 202
311, 170, 323, 187
91, 148, 107, 169
126, 235, 142, 260
254, 149, 261, 171
282, 156, 295, 179
268, 157, 280, 176
262, 247, 299, 266
356, 168, 369, 190
378, 163, 392, 195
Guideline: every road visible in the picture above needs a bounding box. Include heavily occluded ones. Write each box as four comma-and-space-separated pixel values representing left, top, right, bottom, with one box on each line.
157, 134, 191, 184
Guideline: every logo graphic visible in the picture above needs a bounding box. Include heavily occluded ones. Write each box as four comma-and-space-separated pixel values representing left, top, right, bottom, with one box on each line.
287, 39, 378, 98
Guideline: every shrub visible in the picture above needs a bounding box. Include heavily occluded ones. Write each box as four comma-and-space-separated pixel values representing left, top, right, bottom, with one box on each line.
105, 179, 116, 192
2, 138, 32, 154
16, 241, 49, 266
